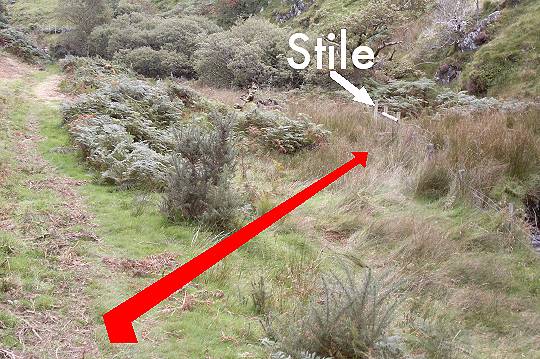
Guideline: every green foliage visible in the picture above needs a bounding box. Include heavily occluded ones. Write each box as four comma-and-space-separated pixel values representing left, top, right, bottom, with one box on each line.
237, 109, 329, 154
0, 23, 50, 63
0, 0, 7, 23
194, 17, 297, 88
372, 78, 440, 116
59, 55, 134, 94
461, 0, 540, 97
407, 317, 462, 359
162, 114, 240, 230
57, 0, 112, 55
214, 0, 269, 27
371, 78, 529, 116
267, 269, 404, 359
88, 13, 221, 78
114, 46, 190, 78
251, 276, 272, 315
62, 77, 188, 188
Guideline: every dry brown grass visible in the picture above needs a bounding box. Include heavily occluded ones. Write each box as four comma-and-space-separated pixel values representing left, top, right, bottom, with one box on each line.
419, 109, 540, 191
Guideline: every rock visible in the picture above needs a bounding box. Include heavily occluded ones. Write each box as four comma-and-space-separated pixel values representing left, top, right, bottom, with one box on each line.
274, 0, 314, 23
435, 63, 461, 85
459, 11, 501, 52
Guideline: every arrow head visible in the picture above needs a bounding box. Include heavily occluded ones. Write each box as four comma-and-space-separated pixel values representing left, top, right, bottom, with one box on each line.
330, 71, 374, 107
104, 311, 138, 343
352, 87, 375, 106
351, 152, 369, 167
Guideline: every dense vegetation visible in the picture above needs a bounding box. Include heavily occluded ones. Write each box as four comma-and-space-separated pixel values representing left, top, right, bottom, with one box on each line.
0, 0, 539, 358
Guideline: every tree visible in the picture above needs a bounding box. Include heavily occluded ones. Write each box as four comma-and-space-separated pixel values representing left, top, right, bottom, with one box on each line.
57, 0, 111, 55
0, 0, 7, 23
431, 0, 476, 49
214, 0, 269, 27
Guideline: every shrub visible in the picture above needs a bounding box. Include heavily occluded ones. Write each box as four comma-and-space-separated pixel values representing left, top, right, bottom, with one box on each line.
59, 56, 134, 94
267, 269, 404, 359
114, 47, 191, 78
57, 0, 112, 56
194, 32, 247, 86
88, 13, 221, 78
0, 24, 50, 63
251, 276, 272, 315
194, 18, 295, 88
237, 109, 329, 154
162, 114, 240, 230
0, 0, 7, 23
62, 77, 189, 188
371, 78, 440, 116
214, 0, 269, 27
69, 115, 171, 188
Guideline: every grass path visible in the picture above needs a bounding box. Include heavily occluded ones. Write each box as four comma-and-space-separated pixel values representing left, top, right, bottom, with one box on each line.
1, 67, 100, 357
1, 61, 272, 358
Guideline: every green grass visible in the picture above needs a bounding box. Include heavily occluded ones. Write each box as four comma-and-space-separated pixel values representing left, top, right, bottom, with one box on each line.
7, 0, 59, 27
264, 0, 370, 31
461, 0, 540, 98
31, 67, 326, 357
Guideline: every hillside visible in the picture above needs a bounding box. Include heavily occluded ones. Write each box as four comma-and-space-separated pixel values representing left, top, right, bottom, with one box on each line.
1, 0, 539, 358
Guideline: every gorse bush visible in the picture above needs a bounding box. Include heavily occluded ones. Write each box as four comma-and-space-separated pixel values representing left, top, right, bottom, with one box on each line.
162, 114, 240, 230
268, 269, 404, 359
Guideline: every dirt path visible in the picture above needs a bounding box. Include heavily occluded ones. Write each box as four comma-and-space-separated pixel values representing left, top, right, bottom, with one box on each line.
33, 75, 66, 102
1, 57, 100, 358
0, 54, 32, 81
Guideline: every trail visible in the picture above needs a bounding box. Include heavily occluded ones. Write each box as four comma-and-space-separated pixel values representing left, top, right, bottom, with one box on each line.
0, 56, 100, 358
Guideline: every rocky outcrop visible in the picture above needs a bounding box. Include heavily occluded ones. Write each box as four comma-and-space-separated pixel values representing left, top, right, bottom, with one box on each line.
274, 0, 314, 23
459, 11, 501, 51
435, 63, 461, 84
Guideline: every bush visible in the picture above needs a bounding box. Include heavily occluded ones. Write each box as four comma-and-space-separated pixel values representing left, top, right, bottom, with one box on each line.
162, 114, 240, 230
62, 77, 188, 188
194, 18, 296, 88
69, 115, 172, 188
59, 56, 134, 94
88, 13, 221, 78
0, 24, 50, 63
267, 269, 404, 359
114, 47, 191, 78
57, 0, 112, 56
214, 0, 269, 27
237, 109, 329, 154
0, 0, 7, 24
193, 32, 246, 86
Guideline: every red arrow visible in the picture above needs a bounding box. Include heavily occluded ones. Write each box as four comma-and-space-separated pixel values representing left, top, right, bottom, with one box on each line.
103, 152, 368, 343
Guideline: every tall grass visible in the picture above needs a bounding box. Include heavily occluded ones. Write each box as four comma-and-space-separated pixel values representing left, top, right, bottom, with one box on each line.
286, 95, 539, 207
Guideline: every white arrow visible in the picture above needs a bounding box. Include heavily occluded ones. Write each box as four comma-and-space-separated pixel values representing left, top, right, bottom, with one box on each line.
330, 71, 374, 106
